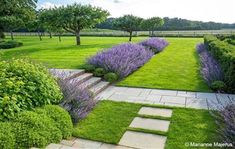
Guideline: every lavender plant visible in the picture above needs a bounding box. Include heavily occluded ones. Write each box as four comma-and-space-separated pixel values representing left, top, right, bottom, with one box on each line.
209, 100, 235, 146
196, 43, 224, 91
88, 43, 154, 78
52, 70, 97, 123
139, 38, 169, 53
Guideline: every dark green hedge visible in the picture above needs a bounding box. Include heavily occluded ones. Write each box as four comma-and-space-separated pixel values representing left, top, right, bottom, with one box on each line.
0, 40, 23, 49
204, 35, 235, 93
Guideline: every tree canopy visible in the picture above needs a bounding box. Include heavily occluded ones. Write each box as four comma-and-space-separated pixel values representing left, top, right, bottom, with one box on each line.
113, 15, 143, 41
40, 3, 109, 45
0, 0, 37, 39
141, 17, 164, 36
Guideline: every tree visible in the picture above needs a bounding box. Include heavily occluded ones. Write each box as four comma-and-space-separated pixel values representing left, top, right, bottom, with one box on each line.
141, 17, 164, 36
113, 15, 143, 41
41, 4, 109, 45
0, 16, 24, 40
27, 17, 44, 41
0, 0, 37, 39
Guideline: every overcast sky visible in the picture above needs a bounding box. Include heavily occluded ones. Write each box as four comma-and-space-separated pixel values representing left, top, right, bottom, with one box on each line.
38, 0, 235, 23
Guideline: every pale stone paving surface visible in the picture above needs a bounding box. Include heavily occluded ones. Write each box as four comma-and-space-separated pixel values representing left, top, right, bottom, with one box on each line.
129, 117, 170, 132
138, 107, 173, 117
96, 86, 235, 110
119, 131, 167, 149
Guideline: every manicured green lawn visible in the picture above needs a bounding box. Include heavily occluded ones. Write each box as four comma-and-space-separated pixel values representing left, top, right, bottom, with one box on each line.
0, 36, 146, 68
73, 101, 141, 144
73, 101, 218, 148
118, 38, 210, 92
1, 36, 209, 91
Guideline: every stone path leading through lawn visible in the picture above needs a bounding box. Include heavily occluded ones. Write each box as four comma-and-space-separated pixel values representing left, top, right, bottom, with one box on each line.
96, 86, 235, 110
45, 107, 173, 149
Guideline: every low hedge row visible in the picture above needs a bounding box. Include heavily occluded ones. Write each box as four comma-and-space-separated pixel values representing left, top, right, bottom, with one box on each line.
0, 40, 23, 49
204, 35, 235, 93
0, 105, 73, 149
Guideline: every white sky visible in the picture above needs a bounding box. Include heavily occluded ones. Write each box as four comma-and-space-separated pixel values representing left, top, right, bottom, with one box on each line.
39, 0, 235, 23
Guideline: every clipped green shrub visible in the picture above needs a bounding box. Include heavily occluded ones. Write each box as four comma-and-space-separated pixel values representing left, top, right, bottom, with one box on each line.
0, 59, 63, 120
0, 40, 23, 49
35, 105, 73, 139
12, 111, 62, 148
204, 35, 235, 93
0, 122, 15, 149
82, 64, 96, 72
94, 67, 106, 77
211, 81, 226, 92
104, 72, 118, 82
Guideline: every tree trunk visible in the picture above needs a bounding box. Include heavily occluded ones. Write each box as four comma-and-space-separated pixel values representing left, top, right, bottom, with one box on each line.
49, 32, 52, 38
152, 30, 154, 36
59, 34, 61, 42
0, 29, 5, 39
10, 31, 14, 40
149, 31, 151, 37
76, 31, 81, 45
38, 31, 42, 41
129, 31, 132, 42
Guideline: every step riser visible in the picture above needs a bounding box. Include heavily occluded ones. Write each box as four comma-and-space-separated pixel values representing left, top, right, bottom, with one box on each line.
69, 74, 93, 86
81, 79, 101, 89
91, 83, 110, 96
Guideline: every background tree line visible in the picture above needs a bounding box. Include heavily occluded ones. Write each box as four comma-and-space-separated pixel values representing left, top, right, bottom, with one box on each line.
97, 17, 235, 31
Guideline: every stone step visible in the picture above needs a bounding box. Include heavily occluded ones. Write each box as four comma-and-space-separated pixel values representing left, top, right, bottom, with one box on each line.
50, 69, 85, 80
79, 77, 101, 89
69, 73, 93, 85
90, 81, 110, 95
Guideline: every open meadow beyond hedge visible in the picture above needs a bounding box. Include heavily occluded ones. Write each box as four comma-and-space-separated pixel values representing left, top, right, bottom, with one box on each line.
1, 36, 209, 91
118, 38, 210, 92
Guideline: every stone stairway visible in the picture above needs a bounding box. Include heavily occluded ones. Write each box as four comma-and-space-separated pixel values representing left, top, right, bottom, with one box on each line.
50, 69, 110, 96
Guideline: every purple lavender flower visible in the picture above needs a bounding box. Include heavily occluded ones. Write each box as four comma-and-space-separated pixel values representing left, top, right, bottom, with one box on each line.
196, 43, 223, 85
139, 38, 169, 53
88, 43, 154, 78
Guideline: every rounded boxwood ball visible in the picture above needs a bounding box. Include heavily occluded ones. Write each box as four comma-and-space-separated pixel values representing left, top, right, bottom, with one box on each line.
12, 111, 62, 148
211, 81, 226, 92
0, 122, 15, 149
94, 68, 106, 77
82, 64, 96, 73
35, 105, 73, 139
104, 72, 118, 82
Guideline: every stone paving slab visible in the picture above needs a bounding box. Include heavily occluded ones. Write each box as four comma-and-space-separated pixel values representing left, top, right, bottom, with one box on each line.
72, 138, 103, 148
129, 117, 170, 132
160, 96, 186, 105
186, 98, 208, 109
95, 86, 235, 110
138, 107, 173, 117
119, 131, 166, 149
100, 143, 134, 149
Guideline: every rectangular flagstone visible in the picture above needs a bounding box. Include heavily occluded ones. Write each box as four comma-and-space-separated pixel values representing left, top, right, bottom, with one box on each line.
186, 98, 208, 109
177, 91, 196, 98
72, 138, 102, 148
139, 89, 152, 97
145, 95, 162, 102
150, 89, 177, 96
138, 107, 173, 117
196, 92, 217, 100
129, 117, 170, 132
161, 96, 186, 105
119, 131, 166, 149
100, 143, 134, 149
